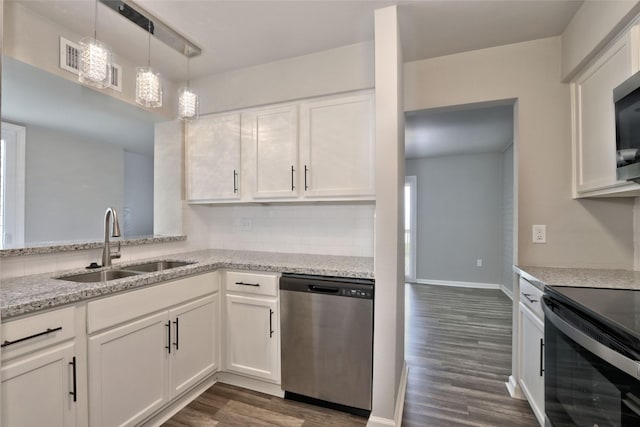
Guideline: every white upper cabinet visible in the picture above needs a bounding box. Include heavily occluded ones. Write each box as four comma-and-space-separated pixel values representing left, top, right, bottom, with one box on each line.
247, 105, 299, 199
300, 93, 375, 198
572, 25, 640, 197
187, 112, 242, 202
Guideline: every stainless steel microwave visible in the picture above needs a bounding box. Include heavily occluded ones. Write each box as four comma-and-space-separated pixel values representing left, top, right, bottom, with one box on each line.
615, 71, 640, 183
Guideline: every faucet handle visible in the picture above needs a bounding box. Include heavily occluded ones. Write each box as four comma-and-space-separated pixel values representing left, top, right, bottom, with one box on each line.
112, 241, 121, 259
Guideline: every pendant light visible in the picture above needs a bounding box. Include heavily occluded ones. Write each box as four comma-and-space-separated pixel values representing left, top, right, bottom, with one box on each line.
178, 57, 198, 120
136, 20, 162, 108
78, 0, 112, 88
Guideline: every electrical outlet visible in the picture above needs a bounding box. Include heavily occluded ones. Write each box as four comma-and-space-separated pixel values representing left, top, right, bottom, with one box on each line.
476, 259, 483, 267
532, 225, 546, 243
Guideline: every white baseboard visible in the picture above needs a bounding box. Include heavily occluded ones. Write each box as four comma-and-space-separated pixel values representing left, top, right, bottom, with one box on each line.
505, 375, 524, 400
217, 371, 284, 397
413, 278, 501, 289
142, 374, 217, 427
367, 361, 409, 427
501, 285, 514, 300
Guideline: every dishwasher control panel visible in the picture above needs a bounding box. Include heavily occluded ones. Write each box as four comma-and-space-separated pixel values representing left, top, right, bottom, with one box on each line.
340, 288, 373, 299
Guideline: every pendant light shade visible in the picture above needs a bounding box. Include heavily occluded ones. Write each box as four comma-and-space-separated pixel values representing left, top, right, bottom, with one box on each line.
136, 20, 163, 108
79, 37, 112, 88
78, 1, 111, 88
178, 87, 198, 119
136, 67, 163, 108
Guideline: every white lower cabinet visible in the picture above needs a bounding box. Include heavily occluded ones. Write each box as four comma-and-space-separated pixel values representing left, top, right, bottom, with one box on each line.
224, 271, 280, 384
518, 278, 545, 426
89, 311, 169, 427
169, 294, 219, 396
1, 341, 77, 427
1, 306, 80, 427
87, 273, 219, 427
225, 295, 279, 382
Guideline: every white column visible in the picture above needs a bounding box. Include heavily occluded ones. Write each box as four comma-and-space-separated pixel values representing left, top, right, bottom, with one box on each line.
369, 5, 406, 427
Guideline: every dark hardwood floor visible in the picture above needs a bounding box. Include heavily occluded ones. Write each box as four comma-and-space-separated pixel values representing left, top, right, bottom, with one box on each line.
164, 284, 537, 426
403, 284, 538, 427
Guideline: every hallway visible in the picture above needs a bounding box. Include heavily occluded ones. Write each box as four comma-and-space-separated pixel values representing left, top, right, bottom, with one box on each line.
402, 284, 538, 426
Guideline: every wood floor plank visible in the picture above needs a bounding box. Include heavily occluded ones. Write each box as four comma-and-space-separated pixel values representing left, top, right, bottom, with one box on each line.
164, 284, 537, 427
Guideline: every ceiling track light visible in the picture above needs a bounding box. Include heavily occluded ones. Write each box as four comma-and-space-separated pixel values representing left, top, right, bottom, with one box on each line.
78, 0, 112, 88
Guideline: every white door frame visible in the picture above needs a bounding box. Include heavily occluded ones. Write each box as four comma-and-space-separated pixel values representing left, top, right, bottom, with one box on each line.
1, 122, 26, 247
405, 176, 417, 281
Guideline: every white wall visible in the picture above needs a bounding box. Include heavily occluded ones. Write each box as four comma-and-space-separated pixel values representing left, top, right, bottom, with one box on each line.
124, 151, 154, 237
406, 153, 504, 285
24, 125, 124, 243
405, 37, 635, 270
502, 144, 515, 293
191, 41, 374, 114
561, 0, 640, 81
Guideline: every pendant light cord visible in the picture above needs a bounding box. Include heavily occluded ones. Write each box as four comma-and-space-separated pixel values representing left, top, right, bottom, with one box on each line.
93, 0, 98, 39
187, 58, 190, 88
147, 20, 152, 67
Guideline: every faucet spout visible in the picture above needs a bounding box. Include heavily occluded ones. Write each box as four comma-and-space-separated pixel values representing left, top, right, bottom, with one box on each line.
102, 207, 122, 267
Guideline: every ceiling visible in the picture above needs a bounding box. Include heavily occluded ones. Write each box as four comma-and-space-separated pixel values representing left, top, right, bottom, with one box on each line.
405, 103, 514, 159
14, 0, 583, 82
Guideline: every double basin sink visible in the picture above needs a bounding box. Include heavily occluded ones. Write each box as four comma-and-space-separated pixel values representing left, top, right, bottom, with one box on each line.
57, 260, 195, 283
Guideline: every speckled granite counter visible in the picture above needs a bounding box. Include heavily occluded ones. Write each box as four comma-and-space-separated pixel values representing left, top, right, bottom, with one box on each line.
1, 249, 374, 319
514, 265, 640, 292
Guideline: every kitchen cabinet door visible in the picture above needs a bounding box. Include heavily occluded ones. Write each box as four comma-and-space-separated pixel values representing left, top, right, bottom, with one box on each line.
88, 311, 169, 427
573, 27, 640, 197
225, 294, 279, 383
187, 112, 241, 202
1, 342, 76, 427
168, 294, 218, 397
519, 303, 545, 426
247, 105, 299, 199
300, 93, 375, 198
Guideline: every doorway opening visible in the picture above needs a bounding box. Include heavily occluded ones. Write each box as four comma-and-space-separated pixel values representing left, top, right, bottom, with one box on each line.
0, 122, 26, 247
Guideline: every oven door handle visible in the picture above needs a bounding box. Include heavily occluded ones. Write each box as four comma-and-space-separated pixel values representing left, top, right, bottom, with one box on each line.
542, 298, 640, 380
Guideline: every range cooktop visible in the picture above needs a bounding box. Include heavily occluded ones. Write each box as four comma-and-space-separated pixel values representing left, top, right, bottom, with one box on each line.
548, 286, 640, 343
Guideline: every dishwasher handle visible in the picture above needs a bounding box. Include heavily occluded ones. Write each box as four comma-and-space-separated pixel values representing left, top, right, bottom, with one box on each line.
308, 285, 340, 294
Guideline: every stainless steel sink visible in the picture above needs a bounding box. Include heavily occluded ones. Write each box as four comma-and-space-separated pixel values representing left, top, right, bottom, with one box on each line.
58, 269, 140, 283
123, 260, 194, 273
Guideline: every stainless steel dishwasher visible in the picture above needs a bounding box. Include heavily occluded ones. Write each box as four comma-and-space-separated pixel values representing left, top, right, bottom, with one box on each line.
279, 273, 374, 416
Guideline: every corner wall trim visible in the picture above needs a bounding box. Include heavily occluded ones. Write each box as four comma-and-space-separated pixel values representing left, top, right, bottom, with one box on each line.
367, 361, 409, 427
411, 279, 501, 289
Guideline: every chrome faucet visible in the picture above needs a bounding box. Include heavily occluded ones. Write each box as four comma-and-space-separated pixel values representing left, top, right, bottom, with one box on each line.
101, 207, 122, 267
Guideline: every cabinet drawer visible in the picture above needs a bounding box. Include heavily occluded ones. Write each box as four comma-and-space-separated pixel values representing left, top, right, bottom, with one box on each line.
1, 306, 76, 361
520, 277, 544, 319
87, 271, 219, 334
225, 271, 279, 296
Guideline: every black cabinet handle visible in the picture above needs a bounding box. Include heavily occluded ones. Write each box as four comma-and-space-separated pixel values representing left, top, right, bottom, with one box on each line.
304, 165, 309, 191
69, 356, 77, 402
1, 326, 63, 348
173, 317, 180, 350
522, 293, 538, 304
291, 165, 295, 191
165, 321, 171, 354
235, 281, 260, 287
233, 170, 238, 194
540, 338, 544, 376
269, 309, 274, 338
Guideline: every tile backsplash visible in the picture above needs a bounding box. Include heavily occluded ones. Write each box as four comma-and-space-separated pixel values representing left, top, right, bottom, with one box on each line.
0, 202, 375, 280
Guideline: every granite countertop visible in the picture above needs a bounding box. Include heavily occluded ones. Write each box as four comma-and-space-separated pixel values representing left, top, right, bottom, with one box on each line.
1, 249, 374, 319
514, 265, 640, 292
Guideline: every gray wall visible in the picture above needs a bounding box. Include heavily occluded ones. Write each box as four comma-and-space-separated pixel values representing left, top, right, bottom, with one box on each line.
406, 152, 504, 285
502, 145, 514, 292
25, 125, 124, 243
124, 151, 153, 237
